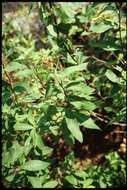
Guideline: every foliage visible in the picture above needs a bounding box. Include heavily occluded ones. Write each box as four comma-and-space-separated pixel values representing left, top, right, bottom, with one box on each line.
2, 2, 126, 188
63, 151, 126, 188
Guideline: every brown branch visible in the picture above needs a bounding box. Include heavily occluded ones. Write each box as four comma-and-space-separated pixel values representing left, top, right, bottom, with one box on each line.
91, 111, 126, 127
91, 55, 114, 69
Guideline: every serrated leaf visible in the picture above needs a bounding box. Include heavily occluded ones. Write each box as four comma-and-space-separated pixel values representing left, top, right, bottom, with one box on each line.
23, 160, 50, 171
14, 122, 33, 131
105, 69, 119, 83
83, 118, 100, 130
65, 175, 78, 185
42, 180, 58, 188
65, 117, 83, 143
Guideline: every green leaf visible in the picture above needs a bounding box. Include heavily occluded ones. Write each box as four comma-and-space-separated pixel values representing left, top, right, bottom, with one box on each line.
89, 40, 119, 51
75, 171, 88, 179
81, 31, 91, 36
66, 82, 94, 95
75, 111, 89, 124
31, 130, 52, 155
63, 126, 75, 146
24, 136, 33, 156
45, 82, 54, 98
13, 85, 27, 93
83, 118, 100, 130
49, 126, 59, 136
71, 101, 96, 111
10, 143, 24, 163
58, 63, 88, 79
67, 53, 77, 65
4, 62, 27, 72
14, 69, 33, 78
42, 146, 53, 156
2, 91, 12, 105
89, 23, 112, 33
105, 69, 119, 83
5, 175, 15, 182
55, 6, 70, 24
28, 176, 43, 188
69, 25, 82, 36
14, 122, 33, 131
42, 180, 58, 188
23, 160, 50, 171
83, 179, 93, 187
65, 175, 78, 185
32, 132, 44, 149
14, 82, 31, 93
65, 117, 83, 143
28, 111, 35, 125
47, 24, 57, 37
2, 142, 24, 166
99, 178, 107, 188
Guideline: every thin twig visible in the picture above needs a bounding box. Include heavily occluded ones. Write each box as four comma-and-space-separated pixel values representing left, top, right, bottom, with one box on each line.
91, 111, 126, 127
91, 55, 114, 69
113, 131, 126, 133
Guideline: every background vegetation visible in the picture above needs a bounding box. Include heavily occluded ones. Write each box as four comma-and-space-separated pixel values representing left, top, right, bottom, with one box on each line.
2, 2, 126, 188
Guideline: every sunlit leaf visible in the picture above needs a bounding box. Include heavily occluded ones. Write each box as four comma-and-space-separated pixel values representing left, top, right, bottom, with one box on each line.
66, 117, 83, 143
89, 23, 112, 33
65, 175, 78, 185
47, 24, 57, 37
42, 180, 58, 188
105, 69, 119, 83
23, 160, 50, 171
83, 118, 100, 130
14, 122, 33, 131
